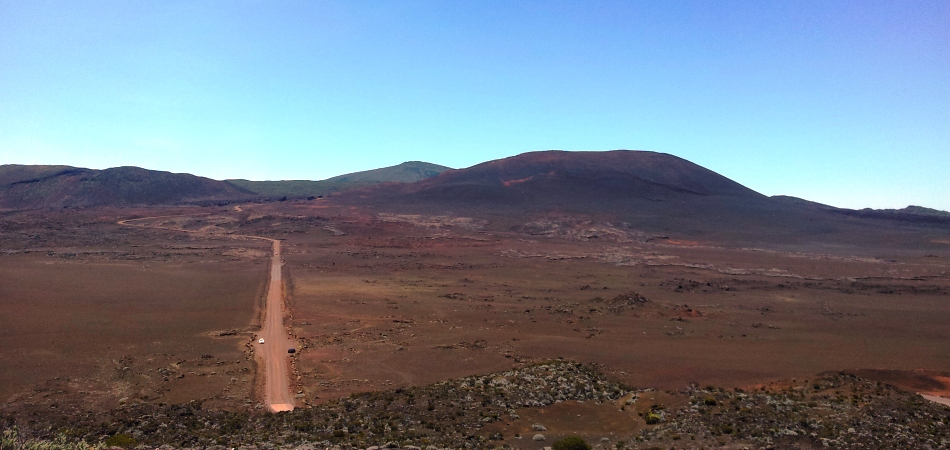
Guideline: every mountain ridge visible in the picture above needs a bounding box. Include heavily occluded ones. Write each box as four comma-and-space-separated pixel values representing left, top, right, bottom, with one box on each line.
0, 164, 253, 210
3, 154, 947, 225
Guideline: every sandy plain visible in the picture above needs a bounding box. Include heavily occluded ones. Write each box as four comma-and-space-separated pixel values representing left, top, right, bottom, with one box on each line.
1, 200, 949, 446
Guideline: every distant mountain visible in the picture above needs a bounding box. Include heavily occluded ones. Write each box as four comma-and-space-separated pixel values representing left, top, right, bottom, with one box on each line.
326, 161, 450, 183
5, 155, 946, 248
228, 161, 450, 197
339, 150, 950, 247
344, 150, 766, 212
866, 205, 950, 217
828, 204, 950, 226
0, 165, 253, 210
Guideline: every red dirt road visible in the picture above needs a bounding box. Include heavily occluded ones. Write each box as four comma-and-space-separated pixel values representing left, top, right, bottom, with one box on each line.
256, 239, 295, 412
118, 214, 296, 412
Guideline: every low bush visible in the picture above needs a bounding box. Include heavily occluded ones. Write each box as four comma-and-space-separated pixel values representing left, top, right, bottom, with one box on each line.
552, 436, 592, 450
103, 433, 138, 448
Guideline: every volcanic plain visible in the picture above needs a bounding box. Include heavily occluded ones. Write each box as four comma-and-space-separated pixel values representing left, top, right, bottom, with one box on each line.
1, 152, 949, 449
3, 198, 949, 448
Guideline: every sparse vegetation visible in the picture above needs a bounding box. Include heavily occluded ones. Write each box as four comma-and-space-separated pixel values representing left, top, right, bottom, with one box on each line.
1, 428, 102, 450
552, 435, 592, 450
3, 361, 627, 449
102, 434, 137, 448
644, 412, 662, 425
634, 374, 950, 448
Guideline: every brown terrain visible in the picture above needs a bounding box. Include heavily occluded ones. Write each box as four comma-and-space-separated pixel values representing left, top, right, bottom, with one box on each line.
1, 151, 949, 449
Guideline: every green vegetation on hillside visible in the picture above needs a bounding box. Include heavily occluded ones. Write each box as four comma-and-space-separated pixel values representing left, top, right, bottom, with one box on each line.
325, 161, 449, 183
228, 161, 450, 197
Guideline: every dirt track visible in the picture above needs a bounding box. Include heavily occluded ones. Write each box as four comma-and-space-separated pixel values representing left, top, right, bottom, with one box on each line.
118, 214, 295, 413
255, 239, 295, 412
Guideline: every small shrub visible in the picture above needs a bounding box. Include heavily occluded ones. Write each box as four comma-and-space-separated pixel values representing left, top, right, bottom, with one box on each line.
704, 396, 717, 406
644, 412, 662, 425
2, 428, 18, 448
552, 436, 592, 450
104, 433, 138, 448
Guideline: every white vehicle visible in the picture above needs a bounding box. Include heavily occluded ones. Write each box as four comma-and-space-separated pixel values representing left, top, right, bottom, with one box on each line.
258, 338, 265, 344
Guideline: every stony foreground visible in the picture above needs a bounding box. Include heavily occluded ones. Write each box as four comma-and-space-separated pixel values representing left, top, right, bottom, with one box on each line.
2, 361, 948, 449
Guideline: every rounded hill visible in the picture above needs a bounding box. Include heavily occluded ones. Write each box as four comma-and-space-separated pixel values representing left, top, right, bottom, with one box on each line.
338, 150, 831, 242
406, 150, 762, 201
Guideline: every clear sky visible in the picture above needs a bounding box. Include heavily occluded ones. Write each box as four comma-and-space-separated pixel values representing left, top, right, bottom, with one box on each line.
1, 1, 948, 210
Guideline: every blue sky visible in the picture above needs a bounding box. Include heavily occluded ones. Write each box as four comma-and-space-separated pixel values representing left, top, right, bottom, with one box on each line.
1, 1, 948, 210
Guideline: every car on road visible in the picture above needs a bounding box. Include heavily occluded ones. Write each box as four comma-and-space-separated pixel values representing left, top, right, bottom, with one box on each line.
258, 338, 265, 344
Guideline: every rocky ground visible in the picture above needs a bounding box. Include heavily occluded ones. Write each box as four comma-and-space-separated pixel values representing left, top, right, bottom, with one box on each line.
3, 361, 948, 450
2, 361, 623, 449
636, 373, 950, 449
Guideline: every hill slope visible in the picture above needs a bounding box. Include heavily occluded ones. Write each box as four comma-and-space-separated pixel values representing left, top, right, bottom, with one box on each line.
401, 150, 762, 201
0, 165, 253, 209
340, 150, 950, 247
228, 161, 450, 197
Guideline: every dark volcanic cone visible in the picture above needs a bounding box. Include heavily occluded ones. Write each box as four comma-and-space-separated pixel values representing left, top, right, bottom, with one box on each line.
403, 150, 763, 203
341, 150, 771, 226
337, 150, 949, 249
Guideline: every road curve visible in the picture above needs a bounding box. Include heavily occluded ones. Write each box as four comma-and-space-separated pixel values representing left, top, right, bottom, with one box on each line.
921, 393, 950, 407
118, 214, 295, 412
